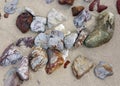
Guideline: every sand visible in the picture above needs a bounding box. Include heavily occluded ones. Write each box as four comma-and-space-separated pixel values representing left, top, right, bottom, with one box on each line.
0, 0, 120, 86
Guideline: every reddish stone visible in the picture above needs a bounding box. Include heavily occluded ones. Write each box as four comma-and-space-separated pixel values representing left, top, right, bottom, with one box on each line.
16, 11, 33, 33
97, 5, 108, 13
117, 0, 120, 14
59, 0, 74, 5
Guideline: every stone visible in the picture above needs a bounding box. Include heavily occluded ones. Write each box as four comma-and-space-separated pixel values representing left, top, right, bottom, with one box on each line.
116, 0, 120, 14
72, 6, 84, 16
16, 57, 29, 81
0, 44, 23, 66
16, 11, 33, 33
72, 55, 93, 79
74, 10, 91, 28
4, 68, 22, 86
34, 33, 49, 49
45, 0, 54, 4
16, 37, 34, 48
46, 49, 64, 74
4, 0, 18, 14
47, 8, 66, 28
74, 29, 89, 47
30, 47, 48, 72
25, 7, 35, 16
30, 16, 46, 33
58, 0, 75, 5
94, 61, 113, 79
64, 33, 78, 49
84, 12, 115, 48
55, 24, 71, 36
84, 0, 92, 3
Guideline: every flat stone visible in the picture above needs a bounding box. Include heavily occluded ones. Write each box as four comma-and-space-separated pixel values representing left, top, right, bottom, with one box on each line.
64, 33, 78, 49
47, 8, 66, 28
30, 47, 48, 72
58, 0, 75, 5
72, 55, 93, 79
16, 57, 29, 81
84, 12, 115, 48
30, 16, 46, 33
46, 49, 64, 74
72, 6, 85, 16
94, 61, 113, 80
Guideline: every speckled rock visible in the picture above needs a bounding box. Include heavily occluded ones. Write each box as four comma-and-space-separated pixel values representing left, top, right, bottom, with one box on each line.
46, 48, 64, 74
30, 47, 48, 72
84, 12, 115, 48
34, 33, 49, 49
0, 44, 23, 66
4, 0, 18, 14
72, 55, 93, 79
30, 16, 46, 33
64, 33, 78, 49
94, 61, 113, 80
47, 8, 66, 28
16, 57, 29, 81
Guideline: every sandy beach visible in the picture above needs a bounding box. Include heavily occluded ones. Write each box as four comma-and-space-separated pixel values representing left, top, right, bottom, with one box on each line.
0, 0, 120, 86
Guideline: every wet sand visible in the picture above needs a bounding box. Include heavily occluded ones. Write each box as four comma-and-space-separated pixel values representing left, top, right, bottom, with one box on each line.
0, 0, 120, 86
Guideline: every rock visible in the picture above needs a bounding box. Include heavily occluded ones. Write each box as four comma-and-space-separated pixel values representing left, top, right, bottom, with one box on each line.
94, 61, 113, 80
16, 57, 29, 81
72, 55, 93, 79
64, 33, 78, 49
46, 49, 64, 74
30, 47, 48, 72
55, 24, 71, 36
4, 68, 22, 86
84, 0, 92, 3
116, 0, 120, 14
72, 6, 84, 16
30, 16, 46, 33
48, 30, 64, 51
58, 0, 75, 5
34, 33, 49, 49
74, 29, 89, 47
4, 0, 18, 14
74, 10, 91, 28
47, 8, 66, 28
45, 0, 54, 4
16, 11, 33, 33
61, 49, 69, 60
4, 13, 9, 18
16, 37, 34, 48
25, 7, 35, 16
0, 44, 23, 66
84, 12, 115, 48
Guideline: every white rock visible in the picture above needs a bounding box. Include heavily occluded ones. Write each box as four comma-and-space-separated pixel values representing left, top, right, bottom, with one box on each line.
25, 7, 35, 16
47, 8, 66, 28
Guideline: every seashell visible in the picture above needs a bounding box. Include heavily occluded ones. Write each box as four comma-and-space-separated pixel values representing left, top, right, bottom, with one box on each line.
45, 0, 54, 4
84, 12, 115, 48
34, 33, 49, 49
16, 11, 33, 33
30, 46, 48, 72
74, 29, 89, 47
45, 48, 64, 74
16, 57, 29, 81
58, 0, 75, 5
0, 44, 23, 66
72, 55, 93, 79
4, 68, 22, 86
94, 61, 113, 80
64, 33, 78, 49
47, 8, 66, 28
16, 37, 34, 48
74, 10, 91, 28
72, 6, 84, 16
4, 0, 18, 14
116, 0, 120, 14
30, 16, 47, 33
55, 24, 71, 36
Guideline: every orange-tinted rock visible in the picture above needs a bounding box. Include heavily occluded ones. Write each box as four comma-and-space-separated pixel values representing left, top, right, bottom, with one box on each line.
59, 0, 74, 5
72, 6, 84, 16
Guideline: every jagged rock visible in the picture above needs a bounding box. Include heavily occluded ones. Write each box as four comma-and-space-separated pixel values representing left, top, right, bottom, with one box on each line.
84, 12, 115, 48
72, 55, 93, 79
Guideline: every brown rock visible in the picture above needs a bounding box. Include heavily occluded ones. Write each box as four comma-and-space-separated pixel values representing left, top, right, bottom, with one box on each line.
72, 55, 93, 79
59, 0, 74, 5
16, 11, 33, 33
72, 6, 84, 16
4, 13, 9, 18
